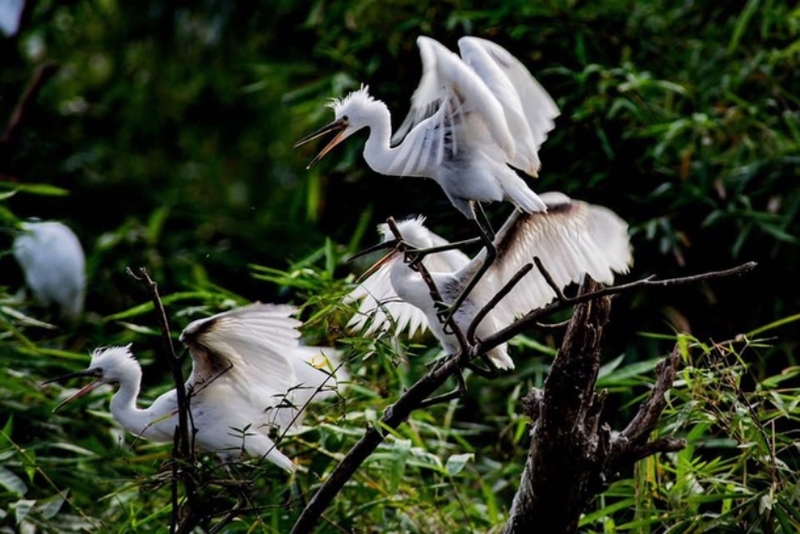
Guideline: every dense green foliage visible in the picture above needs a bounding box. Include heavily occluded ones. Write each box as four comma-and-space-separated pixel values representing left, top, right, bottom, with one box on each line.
1, 0, 799, 532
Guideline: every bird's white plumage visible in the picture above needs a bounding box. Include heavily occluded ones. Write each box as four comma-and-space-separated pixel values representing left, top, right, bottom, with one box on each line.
180, 304, 303, 431
299, 36, 560, 221
12, 220, 86, 320
457, 37, 560, 173
56, 303, 348, 472
346, 193, 632, 369
346, 216, 469, 337
478, 191, 632, 329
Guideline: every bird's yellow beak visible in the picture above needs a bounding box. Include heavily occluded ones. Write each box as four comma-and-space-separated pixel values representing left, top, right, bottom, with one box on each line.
294, 118, 349, 168
42, 368, 106, 412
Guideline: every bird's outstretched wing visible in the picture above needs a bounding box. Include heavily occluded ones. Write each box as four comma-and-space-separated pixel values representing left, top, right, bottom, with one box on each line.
480, 192, 632, 325
346, 216, 470, 337
180, 303, 302, 428
458, 37, 560, 176
387, 36, 514, 177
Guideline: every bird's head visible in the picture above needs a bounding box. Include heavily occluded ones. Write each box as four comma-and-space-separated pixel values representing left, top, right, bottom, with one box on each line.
294, 85, 381, 168
348, 216, 439, 281
380, 216, 441, 249
42, 345, 140, 410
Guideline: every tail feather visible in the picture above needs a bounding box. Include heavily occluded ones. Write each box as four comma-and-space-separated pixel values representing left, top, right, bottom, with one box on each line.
504, 177, 547, 214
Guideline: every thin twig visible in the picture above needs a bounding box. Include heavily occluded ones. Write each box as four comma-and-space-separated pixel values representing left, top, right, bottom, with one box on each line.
480, 262, 757, 354
533, 257, 567, 301
1, 63, 59, 144
127, 268, 198, 532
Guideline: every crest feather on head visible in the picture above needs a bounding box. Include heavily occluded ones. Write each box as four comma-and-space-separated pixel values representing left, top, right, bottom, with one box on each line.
328, 85, 375, 116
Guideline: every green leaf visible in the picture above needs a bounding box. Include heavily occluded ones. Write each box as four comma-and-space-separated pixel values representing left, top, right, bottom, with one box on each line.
0, 183, 71, 196
1, 416, 12, 446
444, 453, 473, 477
38, 493, 67, 520
746, 313, 800, 338
728, 0, 761, 53
0, 466, 28, 496
596, 357, 661, 386
13, 499, 36, 525
389, 438, 411, 493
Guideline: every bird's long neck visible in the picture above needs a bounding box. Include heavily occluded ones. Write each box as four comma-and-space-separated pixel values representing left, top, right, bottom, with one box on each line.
360, 102, 400, 176
109, 367, 154, 436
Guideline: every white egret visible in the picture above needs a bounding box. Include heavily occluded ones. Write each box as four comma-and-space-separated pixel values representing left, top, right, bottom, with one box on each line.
43, 303, 348, 472
346, 192, 633, 370
294, 36, 560, 242
13, 220, 86, 320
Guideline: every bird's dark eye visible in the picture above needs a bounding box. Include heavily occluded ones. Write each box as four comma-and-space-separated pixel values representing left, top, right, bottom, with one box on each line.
342, 115, 349, 122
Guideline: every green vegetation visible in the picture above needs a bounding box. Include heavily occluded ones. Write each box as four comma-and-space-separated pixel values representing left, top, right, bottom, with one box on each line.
2, 1, 799, 532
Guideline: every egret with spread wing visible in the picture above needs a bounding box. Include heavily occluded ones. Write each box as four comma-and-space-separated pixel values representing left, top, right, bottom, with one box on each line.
44, 303, 347, 472
346, 193, 633, 370
295, 36, 560, 244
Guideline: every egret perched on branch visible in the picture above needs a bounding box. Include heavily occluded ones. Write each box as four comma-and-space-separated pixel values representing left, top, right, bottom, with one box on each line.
12, 220, 86, 320
346, 192, 633, 369
43, 303, 348, 472
295, 36, 560, 244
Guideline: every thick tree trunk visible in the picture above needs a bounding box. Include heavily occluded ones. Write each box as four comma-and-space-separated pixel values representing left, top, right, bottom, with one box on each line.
504, 279, 685, 533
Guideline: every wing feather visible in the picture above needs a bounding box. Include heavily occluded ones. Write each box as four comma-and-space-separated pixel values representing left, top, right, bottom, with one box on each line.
388, 36, 514, 178
180, 303, 303, 429
484, 192, 632, 325
460, 37, 560, 151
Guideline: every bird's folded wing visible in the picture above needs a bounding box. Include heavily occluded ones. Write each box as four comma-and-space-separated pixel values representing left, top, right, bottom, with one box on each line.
485, 192, 632, 325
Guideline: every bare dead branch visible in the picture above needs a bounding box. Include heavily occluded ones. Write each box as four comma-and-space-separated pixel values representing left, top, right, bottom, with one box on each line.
291, 254, 756, 534
504, 323, 688, 533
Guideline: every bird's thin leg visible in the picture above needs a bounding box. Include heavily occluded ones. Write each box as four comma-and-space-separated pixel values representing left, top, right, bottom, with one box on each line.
436, 203, 498, 327
474, 201, 496, 240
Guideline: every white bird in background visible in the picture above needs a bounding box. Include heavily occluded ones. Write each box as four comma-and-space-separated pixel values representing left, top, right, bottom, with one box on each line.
13, 220, 86, 320
295, 36, 560, 243
346, 192, 633, 370
44, 303, 348, 472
